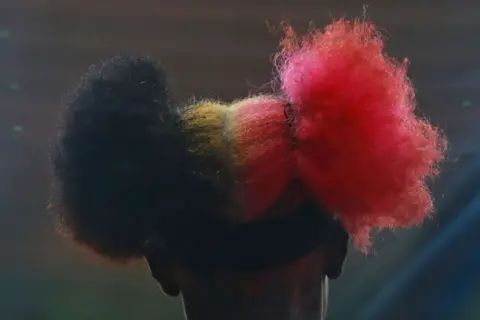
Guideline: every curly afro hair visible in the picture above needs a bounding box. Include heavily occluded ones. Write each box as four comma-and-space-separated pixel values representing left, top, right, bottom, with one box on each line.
50, 55, 222, 261
50, 20, 446, 266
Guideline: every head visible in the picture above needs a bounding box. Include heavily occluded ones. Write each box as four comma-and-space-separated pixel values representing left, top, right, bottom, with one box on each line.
50, 20, 446, 320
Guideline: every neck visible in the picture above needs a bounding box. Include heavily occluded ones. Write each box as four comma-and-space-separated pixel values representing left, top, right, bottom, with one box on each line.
182, 281, 327, 320
180, 254, 328, 320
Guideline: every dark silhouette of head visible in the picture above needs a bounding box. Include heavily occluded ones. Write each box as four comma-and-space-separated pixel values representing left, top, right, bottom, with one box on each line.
50, 20, 446, 320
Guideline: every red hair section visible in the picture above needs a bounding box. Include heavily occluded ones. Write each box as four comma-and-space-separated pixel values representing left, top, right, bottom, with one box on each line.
231, 97, 295, 218
273, 20, 446, 247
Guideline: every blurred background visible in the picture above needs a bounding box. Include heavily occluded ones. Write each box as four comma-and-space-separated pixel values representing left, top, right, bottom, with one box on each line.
0, 0, 479, 319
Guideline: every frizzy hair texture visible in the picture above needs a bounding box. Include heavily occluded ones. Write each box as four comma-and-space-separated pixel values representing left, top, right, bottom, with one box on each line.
51, 56, 222, 260
51, 20, 446, 262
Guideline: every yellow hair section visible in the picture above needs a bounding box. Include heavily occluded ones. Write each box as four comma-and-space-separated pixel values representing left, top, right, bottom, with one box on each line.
182, 100, 230, 157
181, 100, 243, 218
181, 101, 236, 210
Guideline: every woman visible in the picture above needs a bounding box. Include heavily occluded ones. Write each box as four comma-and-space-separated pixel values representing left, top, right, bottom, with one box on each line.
50, 20, 446, 319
